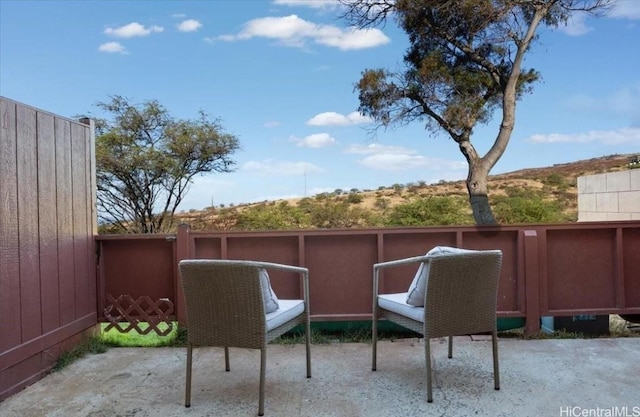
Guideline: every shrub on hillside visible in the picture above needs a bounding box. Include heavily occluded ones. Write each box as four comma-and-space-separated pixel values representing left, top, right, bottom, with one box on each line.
493, 195, 567, 224
384, 196, 472, 226
235, 202, 310, 230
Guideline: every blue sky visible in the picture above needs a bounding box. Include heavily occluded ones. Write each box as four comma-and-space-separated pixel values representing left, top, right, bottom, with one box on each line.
1, 0, 639, 211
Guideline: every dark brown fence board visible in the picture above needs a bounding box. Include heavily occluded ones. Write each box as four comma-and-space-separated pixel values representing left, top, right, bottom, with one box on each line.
55, 117, 75, 325
623, 227, 640, 306
378, 231, 456, 295
71, 122, 90, 316
227, 235, 301, 298
17, 103, 42, 342
546, 228, 616, 312
305, 233, 378, 319
193, 236, 223, 259
1, 354, 42, 399
0, 98, 21, 352
464, 229, 522, 313
0, 320, 95, 399
102, 239, 175, 301
37, 111, 61, 333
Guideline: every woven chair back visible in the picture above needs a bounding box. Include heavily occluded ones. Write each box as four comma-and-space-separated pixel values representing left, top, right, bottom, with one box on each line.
180, 261, 266, 349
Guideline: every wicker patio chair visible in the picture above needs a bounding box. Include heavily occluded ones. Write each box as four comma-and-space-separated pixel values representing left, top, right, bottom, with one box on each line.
371, 249, 503, 402
179, 259, 311, 416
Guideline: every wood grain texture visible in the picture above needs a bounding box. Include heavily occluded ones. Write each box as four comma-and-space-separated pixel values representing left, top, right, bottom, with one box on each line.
17, 104, 42, 342
0, 98, 21, 351
37, 111, 60, 333
55, 117, 75, 325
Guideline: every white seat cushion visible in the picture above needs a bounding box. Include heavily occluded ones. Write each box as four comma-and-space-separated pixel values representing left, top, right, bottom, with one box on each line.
266, 299, 305, 331
405, 246, 477, 306
378, 293, 424, 323
260, 268, 280, 313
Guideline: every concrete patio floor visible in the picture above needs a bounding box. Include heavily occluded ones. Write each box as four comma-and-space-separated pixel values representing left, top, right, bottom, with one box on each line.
1, 337, 639, 417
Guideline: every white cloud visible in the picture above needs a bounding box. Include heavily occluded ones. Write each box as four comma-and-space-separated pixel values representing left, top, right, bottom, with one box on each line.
307, 111, 372, 126
215, 15, 389, 50
359, 153, 429, 171
316, 25, 390, 50
346, 143, 466, 172
104, 22, 164, 38
345, 143, 412, 155
565, 83, 640, 124
557, 1, 640, 36
527, 127, 640, 145
557, 13, 592, 36
171, 13, 187, 18
565, 93, 599, 111
264, 121, 280, 128
242, 159, 323, 176
98, 42, 127, 54
178, 19, 202, 32
609, 0, 640, 20
273, 0, 338, 9
291, 133, 337, 148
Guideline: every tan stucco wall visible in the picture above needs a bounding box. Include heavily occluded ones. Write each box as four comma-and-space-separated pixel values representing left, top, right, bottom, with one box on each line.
577, 169, 640, 221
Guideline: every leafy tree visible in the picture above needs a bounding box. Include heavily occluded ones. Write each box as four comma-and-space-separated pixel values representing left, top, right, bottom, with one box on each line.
340, 0, 612, 224
94, 96, 240, 233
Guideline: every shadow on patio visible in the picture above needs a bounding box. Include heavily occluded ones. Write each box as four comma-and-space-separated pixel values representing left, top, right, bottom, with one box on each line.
1, 337, 639, 417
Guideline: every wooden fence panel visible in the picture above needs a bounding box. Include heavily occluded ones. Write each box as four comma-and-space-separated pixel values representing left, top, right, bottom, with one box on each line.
623, 228, 640, 307
546, 228, 616, 312
55, 117, 76, 325
16, 103, 42, 342
37, 111, 61, 333
0, 97, 97, 401
71, 122, 91, 317
0, 98, 21, 353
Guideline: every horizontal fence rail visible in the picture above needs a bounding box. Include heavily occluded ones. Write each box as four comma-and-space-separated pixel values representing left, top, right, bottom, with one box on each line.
96, 221, 640, 337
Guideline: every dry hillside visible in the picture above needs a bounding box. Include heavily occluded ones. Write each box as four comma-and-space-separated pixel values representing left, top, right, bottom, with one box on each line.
177, 153, 637, 230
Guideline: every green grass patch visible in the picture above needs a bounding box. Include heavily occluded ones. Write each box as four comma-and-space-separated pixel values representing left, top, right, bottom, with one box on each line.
52, 337, 109, 372
98, 322, 181, 347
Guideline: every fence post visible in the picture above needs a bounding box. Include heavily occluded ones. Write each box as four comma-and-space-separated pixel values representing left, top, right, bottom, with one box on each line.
176, 223, 190, 325
523, 230, 540, 337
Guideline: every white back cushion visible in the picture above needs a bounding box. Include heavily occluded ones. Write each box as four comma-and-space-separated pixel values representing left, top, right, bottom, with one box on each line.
260, 268, 280, 313
405, 246, 476, 306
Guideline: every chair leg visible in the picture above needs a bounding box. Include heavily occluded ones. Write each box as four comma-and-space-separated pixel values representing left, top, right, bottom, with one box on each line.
224, 346, 230, 372
305, 318, 312, 378
425, 337, 433, 403
448, 335, 453, 359
259, 348, 266, 416
185, 344, 192, 407
371, 311, 378, 371
492, 330, 500, 391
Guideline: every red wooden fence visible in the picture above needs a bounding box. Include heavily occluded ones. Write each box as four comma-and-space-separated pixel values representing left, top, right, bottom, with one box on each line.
96, 221, 640, 338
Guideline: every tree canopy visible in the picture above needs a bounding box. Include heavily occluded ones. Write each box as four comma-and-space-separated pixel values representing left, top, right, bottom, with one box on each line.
340, 0, 613, 224
94, 96, 240, 233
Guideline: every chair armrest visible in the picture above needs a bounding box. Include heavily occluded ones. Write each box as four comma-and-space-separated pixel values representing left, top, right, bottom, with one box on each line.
246, 261, 310, 312
189, 259, 309, 304
211, 259, 307, 275
373, 255, 432, 297
373, 255, 432, 272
